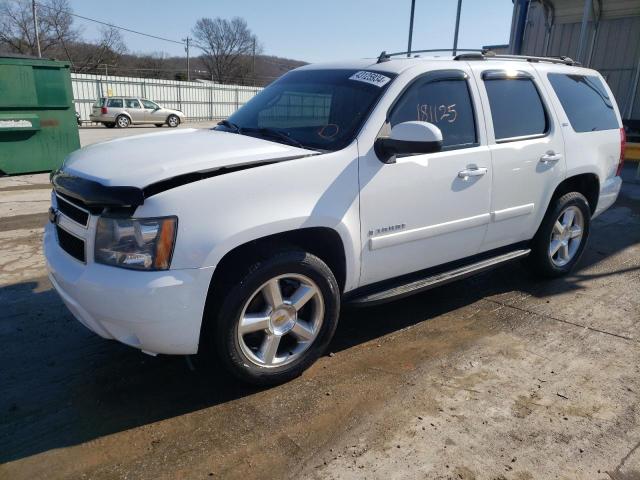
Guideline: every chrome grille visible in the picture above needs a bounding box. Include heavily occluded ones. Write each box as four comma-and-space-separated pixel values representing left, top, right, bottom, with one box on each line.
55, 194, 89, 227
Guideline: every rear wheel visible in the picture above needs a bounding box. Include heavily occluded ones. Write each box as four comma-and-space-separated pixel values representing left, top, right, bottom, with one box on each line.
115, 115, 130, 128
167, 114, 180, 128
209, 251, 340, 386
526, 192, 591, 278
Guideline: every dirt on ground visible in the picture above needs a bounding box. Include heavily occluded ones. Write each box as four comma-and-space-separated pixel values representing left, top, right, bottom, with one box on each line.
0, 164, 639, 480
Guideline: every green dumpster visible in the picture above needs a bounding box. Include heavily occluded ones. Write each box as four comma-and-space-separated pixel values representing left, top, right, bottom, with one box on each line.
0, 54, 80, 175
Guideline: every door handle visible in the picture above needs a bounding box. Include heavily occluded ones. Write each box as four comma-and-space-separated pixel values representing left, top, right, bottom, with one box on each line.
539, 151, 562, 164
458, 167, 488, 179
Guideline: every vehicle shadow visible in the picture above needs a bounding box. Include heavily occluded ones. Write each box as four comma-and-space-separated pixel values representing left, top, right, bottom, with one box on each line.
1, 170, 638, 465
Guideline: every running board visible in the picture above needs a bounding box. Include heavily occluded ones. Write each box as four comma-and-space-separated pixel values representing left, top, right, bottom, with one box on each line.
348, 249, 531, 306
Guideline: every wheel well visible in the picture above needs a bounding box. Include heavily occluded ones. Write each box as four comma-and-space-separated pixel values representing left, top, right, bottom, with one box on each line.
198, 227, 347, 353
551, 173, 599, 215
210, 227, 347, 295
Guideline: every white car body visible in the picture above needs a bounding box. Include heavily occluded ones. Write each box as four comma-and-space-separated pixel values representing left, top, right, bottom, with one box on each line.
44, 56, 623, 356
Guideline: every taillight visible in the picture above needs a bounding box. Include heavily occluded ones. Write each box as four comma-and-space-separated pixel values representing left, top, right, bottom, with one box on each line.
617, 127, 626, 176
101, 106, 108, 114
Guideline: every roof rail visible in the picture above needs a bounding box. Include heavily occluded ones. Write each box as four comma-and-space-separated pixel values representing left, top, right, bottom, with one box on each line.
454, 52, 580, 66
376, 48, 487, 63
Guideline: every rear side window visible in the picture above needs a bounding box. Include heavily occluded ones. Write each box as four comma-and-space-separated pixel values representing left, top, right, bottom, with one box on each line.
390, 78, 477, 148
94, 98, 106, 107
108, 98, 123, 108
484, 77, 547, 141
125, 98, 141, 108
547, 73, 619, 132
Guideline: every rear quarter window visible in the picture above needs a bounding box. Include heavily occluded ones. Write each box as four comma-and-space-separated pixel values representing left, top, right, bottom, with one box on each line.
547, 73, 619, 132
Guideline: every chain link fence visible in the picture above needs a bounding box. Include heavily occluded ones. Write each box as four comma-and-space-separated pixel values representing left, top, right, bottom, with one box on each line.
72, 73, 263, 124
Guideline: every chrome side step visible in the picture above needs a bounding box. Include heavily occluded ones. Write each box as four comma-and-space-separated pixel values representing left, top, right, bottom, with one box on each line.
348, 249, 531, 306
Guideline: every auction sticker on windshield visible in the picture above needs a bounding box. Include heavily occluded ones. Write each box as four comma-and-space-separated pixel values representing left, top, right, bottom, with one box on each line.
349, 71, 391, 87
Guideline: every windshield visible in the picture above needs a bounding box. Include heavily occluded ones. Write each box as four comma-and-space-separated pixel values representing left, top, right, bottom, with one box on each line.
215, 69, 396, 151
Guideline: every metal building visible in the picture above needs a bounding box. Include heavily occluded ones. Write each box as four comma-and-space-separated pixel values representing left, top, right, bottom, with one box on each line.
508, 0, 640, 129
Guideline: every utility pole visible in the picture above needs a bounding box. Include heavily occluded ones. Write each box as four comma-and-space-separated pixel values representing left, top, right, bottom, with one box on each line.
32, 0, 42, 58
453, 0, 462, 55
407, 0, 416, 57
252, 37, 256, 86
183, 37, 191, 81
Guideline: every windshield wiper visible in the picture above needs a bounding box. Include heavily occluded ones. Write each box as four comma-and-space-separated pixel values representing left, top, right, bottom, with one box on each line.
217, 121, 306, 149
217, 119, 241, 133
242, 127, 305, 149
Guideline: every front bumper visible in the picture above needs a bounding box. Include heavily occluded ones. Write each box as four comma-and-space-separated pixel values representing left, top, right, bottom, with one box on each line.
593, 175, 623, 219
44, 222, 214, 355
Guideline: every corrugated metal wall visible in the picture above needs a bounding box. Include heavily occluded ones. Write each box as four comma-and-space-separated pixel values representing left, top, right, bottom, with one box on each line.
71, 73, 262, 123
520, 1, 640, 120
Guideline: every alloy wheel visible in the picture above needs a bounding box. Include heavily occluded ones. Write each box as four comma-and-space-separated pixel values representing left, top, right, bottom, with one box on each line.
236, 273, 324, 368
548, 205, 584, 267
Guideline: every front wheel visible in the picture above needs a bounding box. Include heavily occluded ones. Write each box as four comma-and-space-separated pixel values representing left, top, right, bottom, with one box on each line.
210, 251, 340, 386
167, 115, 180, 128
526, 192, 591, 278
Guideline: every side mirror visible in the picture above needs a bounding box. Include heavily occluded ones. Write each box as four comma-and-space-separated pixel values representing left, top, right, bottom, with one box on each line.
374, 121, 443, 163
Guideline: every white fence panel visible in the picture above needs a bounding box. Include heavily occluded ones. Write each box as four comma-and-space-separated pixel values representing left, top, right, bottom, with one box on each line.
71, 73, 262, 123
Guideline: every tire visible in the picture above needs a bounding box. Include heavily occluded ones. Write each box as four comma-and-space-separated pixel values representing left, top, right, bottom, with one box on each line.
154, 123, 164, 127
104, 123, 116, 128
167, 114, 180, 128
115, 115, 130, 128
209, 251, 340, 386
526, 192, 591, 278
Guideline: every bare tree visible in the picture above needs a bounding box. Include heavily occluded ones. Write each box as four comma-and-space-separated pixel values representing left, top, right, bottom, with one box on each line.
192, 16, 259, 83
71, 26, 126, 73
0, 0, 77, 56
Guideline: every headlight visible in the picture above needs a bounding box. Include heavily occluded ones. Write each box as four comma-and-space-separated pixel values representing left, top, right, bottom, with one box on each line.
95, 216, 177, 270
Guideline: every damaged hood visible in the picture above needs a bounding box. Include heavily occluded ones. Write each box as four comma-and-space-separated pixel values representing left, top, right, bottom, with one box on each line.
61, 128, 317, 189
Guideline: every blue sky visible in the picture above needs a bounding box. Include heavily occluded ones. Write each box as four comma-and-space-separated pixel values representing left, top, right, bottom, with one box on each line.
68, 0, 514, 63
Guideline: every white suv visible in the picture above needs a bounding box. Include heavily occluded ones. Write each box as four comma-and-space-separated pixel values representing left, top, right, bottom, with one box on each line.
45, 52, 625, 385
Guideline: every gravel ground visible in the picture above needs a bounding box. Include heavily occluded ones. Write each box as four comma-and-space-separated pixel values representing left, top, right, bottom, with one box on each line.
0, 161, 638, 480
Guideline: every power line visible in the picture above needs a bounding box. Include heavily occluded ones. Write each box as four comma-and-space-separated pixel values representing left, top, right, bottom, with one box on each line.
35, 2, 186, 46
33, 2, 299, 71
